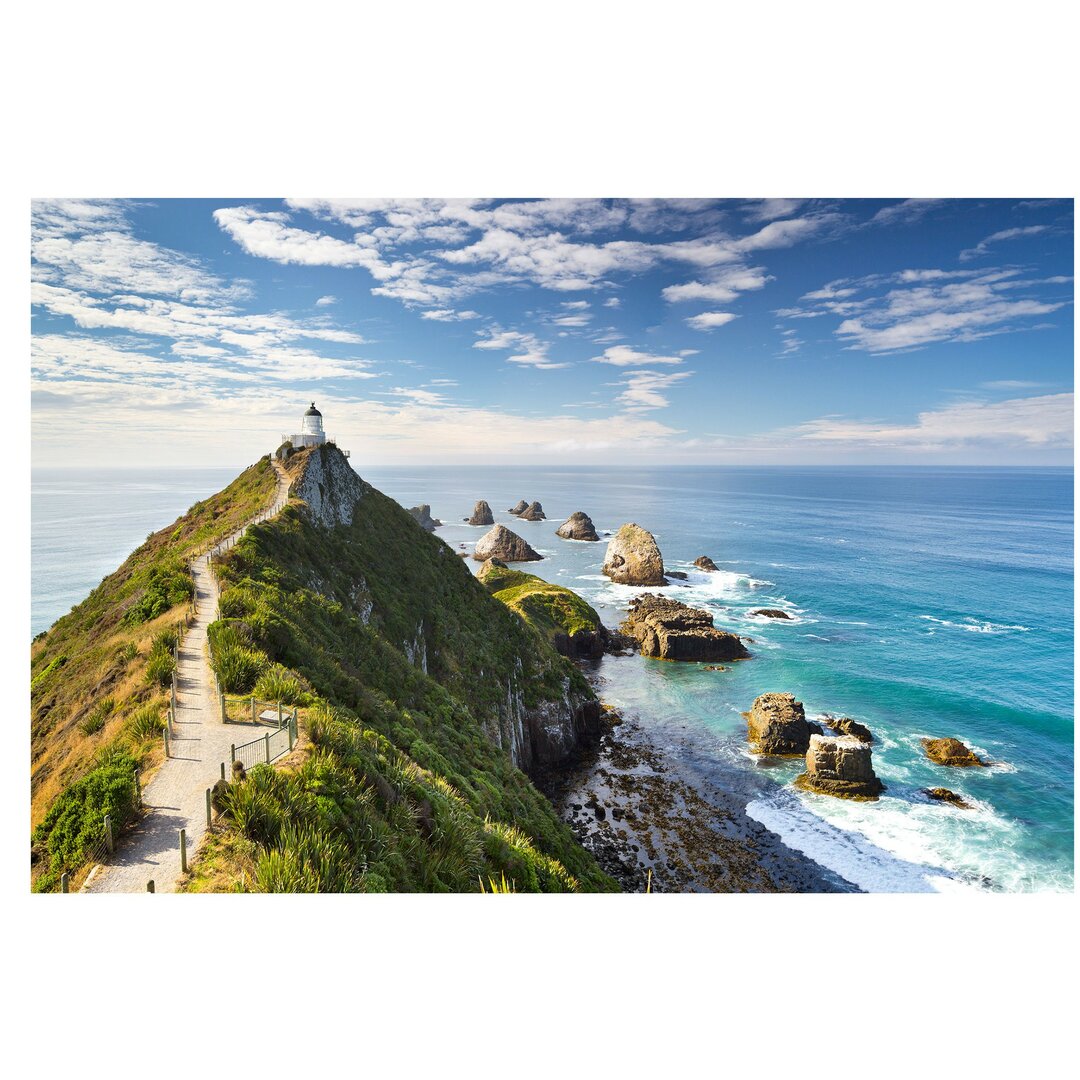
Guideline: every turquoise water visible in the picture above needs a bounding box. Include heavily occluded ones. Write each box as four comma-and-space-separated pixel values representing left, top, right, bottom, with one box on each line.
32, 465, 1074, 892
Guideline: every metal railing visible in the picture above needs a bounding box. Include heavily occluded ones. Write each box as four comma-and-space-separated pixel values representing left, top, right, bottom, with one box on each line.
231, 711, 298, 771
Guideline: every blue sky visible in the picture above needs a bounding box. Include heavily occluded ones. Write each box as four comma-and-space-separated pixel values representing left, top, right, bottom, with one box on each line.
31, 197, 1073, 467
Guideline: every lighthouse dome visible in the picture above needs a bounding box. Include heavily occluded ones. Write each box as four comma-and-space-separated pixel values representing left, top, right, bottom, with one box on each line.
304, 402, 322, 417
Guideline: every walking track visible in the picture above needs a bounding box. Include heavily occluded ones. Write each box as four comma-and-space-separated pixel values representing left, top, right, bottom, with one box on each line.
86, 463, 291, 893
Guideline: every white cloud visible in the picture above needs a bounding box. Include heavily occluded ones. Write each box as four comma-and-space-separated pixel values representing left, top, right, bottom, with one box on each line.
419, 308, 480, 321
472, 327, 564, 368
869, 199, 945, 227
960, 225, 1051, 261
590, 345, 684, 366
662, 264, 770, 303
315, 295, 338, 306
686, 311, 738, 331
616, 369, 694, 411
603, 296, 621, 308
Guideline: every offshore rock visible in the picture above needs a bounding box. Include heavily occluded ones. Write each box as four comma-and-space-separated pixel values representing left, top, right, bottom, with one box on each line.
745, 692, 810, 756
751, 608, 791, 620
520, 501, 546, 521
508, 500, 529, 515
924, 787, 975, 810
621, 594, 750, 662
603, 523, 666, 586
556, 511, 600, 542
406, 504, 442, 532
794, 735, 884, 800
921, 737, 988, 767
823, 716, 874, 743
473, 524, 542, 563
694, 556, 719, 572
467, 500, 495, 526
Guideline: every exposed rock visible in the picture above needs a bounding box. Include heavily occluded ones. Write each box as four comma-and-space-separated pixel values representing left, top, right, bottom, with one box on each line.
466, 500, 495, 526
794, 735, 884, 800
602, 523, 666, 586
807, 721, 826, 737
508, 500, 529, 515
751, 608, 791, 620
406, 504, 442, 532
473, 524, 542, 563
667, 571, 688, 580
621, 594, 750, 662
556, 511, 600, 542
745, 692, 810, 756
921, 737, 988, 767
694, 556, 719, 572
823, 716, 873, 743
924, 787, 975, 810
519, 501, 546, 521
289, 444, 370, 528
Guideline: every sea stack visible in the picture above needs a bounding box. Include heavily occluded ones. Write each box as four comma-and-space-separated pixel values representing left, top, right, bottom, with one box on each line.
467, 500, 495, 526
794, 735, 885, 800
519, 501, 546, 521
407, 504, 442, 532
745, 692, 811, 756
508, 500, 529, 515
694, 556, 719, 572
473, 524, 542, 563
556, 511, 600, 542
602, 523, 665, 586
921, 737, 988, 767
621, 594, 749, 662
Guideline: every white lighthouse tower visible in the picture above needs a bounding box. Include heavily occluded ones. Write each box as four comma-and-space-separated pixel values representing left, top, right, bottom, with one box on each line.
281, 401, 349, 457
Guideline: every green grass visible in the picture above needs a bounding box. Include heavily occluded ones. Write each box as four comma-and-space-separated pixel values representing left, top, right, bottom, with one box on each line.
478, 562, 604, 647
79, 697, 115, 737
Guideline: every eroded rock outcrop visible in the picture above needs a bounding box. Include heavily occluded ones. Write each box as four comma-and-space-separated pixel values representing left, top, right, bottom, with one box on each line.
406, 504, 442, 532
473, 524, 542, 563
519, 501, 546, 521
823, 716, 873, 743
508, 500, 528, 515
556, 511, 600, 542
603, 523, 665, 586
289, 443, 370, 527
467, 500, 495, 526
694, 556, 719, 572
751, 608, 791, 620
622, 595, 749, 662
745, 692, 810, 756
794, 735, 884, 800
924, 787, 975, 809
921, 737, 988, 767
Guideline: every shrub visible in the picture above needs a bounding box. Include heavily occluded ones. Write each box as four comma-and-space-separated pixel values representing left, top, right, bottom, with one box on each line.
218, 587, 252, 620
214, 644, 266, 693
253, 665, 305, 705
115, 642, 138, 664
126, 703, 167, 743
145, 650, 176, 689
151, 628, 179, 654
123, 558, 194, 626
79, 698, 115, 736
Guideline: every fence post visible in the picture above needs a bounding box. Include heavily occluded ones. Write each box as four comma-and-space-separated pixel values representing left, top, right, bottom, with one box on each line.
164, 728, 170, 758
61, 873, 69, 894
251, 696, 256, 724
220, 692, 226, 724
179, 828, 187, 873
287, 715, 295, 751
171, 673, 177, 713
134, 767, 141, 808
147, 879, 155, 893
220, 761, 226, 779
277, 700, 283, 726
104, 814, 114, 855
264, 732, 271, 763
206, 788, 213, 828
230, 744, 236, 764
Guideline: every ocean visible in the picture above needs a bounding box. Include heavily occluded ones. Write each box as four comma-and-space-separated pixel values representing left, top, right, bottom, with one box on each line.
31, 464, 1074, 893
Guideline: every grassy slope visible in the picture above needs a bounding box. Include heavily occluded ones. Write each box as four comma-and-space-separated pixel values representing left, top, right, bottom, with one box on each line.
30, 458, 278, 890
186, 448, 615, 892
478, 562, 604, 646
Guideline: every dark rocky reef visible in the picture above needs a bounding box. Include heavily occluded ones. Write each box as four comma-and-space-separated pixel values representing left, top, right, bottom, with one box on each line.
603, 523, 665, 586
466, 500, 495, 526
794, 734, 884, 800
823, 715, 873, 743
406, 504, 442, 532
751, 608, 791, 620
921, 737, 988, 767
924, 787, 975, 809
473, 523, 542, 563
621, 594, 750, 662
745, 692, 810, 756
694, 555, 719, 572
556, 511, 600, 542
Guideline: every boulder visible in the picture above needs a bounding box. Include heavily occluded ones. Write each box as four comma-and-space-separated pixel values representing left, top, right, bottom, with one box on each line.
921, 737, 988, 767
667, 571, 689, 580
751, 608, 791, 620
473, 524, 542, 563
507, 500, 529, 515
556, 511, 600, 542
467, 500, 495, 526
823, 716, 873, 743
620, 595, 749, 662
794, 735, 884, 800
745, 692, 810, 756
602, 523, 666, 586
519, 501, 546, 521
924, 787, 975, 810
694, 556, 719, 572
407, 504, 442, 532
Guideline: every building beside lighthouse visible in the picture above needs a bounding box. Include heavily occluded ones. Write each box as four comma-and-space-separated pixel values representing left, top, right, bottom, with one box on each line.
279, 402, 349, 458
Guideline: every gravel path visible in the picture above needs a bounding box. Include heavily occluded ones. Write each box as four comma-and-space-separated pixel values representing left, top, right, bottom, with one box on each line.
85, 463, 291, 893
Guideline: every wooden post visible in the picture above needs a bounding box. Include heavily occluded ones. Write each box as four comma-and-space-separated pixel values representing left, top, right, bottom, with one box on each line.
230, 744, 236, 764
163, 728, 170, 758
264, 732, 271, 763
206, 788, 213, 828
287, 715, 295, 751
251, 696, 256, 724
171, 674, 177, 713
277, 700, 283, 726
179, 828, 187, 873
134, 767, 141, 808
147, 879, 155, 893
220, 692, 226, 724
104, 814, 114, 855
220, 761, 226, 779
61, 873, 69, 894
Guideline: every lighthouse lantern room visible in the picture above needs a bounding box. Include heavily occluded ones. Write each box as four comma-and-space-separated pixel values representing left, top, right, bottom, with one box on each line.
281, 402, 349, 457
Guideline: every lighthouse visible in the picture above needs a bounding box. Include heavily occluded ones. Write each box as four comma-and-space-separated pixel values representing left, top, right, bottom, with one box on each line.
280, 401, 349, 457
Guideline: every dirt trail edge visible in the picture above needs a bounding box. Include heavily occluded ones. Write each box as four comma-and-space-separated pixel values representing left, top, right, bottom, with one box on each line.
86, 462, 291, 893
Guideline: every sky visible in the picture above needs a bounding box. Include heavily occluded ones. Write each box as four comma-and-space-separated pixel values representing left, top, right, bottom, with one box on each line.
30, 197, 1074, 468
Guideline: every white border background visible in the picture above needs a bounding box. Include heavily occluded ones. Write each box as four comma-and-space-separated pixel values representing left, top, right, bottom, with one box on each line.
3, 2, 1076, 1075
